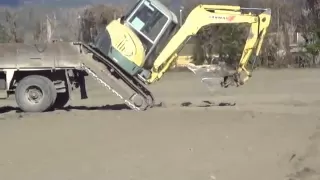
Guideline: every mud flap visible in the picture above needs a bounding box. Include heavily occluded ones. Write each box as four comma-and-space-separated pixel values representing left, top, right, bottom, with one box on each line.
0, 78, 7, 99
77, 71, 88, 99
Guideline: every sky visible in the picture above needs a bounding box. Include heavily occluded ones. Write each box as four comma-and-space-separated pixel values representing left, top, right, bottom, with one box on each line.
0, 0, 19, 6
0, 0, 184, 12
0, 0, 186, 12
0, 0, 136, 6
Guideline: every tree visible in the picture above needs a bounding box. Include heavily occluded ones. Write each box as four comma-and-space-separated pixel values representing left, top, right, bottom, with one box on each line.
0, 23, 9, 43
181, 0, 249, 66
297, 0, 320, 66
78, 4, 123, 43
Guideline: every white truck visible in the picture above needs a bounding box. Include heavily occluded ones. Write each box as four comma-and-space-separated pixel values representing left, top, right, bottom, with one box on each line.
0, 41, 155, 112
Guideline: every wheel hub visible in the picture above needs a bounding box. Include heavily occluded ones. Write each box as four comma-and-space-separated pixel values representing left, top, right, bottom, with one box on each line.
25, 86, 43, 104
131, 94, 144, 107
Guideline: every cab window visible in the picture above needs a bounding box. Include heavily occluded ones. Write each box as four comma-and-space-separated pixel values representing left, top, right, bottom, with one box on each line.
128, 1, 168, 42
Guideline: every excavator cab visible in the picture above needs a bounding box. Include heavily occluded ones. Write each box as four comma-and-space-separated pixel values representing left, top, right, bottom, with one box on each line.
121, 0, 179, 70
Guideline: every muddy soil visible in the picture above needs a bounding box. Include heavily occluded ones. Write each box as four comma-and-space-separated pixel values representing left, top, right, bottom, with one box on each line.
0, 68, 319, 180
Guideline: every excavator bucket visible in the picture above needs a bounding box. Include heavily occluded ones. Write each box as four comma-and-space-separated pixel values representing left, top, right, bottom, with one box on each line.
185, 62, 237, 92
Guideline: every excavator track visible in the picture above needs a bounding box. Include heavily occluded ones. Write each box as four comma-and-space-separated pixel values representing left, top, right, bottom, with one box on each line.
81, 65, 141, 111
76, 42, 155, 111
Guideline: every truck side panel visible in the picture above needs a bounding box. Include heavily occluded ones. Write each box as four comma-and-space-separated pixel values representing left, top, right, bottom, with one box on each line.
0, 42, 83, 69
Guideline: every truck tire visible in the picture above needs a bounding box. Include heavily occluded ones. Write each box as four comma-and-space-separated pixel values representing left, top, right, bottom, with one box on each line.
15, 75, 57, 112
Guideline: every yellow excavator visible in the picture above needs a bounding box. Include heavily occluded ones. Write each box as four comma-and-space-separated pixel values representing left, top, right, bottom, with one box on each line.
93, 0, 271, 83
82, 0, 271, 110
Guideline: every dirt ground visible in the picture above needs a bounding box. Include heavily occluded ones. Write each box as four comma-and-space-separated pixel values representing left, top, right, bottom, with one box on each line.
0, 68, 320, 180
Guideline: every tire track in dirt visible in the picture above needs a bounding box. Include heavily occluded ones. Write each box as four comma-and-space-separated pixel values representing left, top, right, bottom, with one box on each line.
286, 125, 320, 180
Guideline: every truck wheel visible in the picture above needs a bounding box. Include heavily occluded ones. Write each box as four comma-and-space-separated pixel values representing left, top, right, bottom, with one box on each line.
15, 75, 57, 112
53, 92, 69, 109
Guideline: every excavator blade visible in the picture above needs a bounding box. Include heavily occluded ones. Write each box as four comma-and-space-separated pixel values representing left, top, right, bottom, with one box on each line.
185, 62, 237, 92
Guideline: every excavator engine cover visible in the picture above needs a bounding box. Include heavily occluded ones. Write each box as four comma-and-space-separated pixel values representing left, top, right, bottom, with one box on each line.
92, 30, 112, 59
91, 24, 144, 76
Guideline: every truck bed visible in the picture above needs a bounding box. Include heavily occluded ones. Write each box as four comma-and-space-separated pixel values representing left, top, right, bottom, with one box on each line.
0, 42, 86, 69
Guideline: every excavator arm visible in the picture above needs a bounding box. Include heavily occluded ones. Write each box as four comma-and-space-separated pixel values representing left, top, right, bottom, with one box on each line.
147, 4, 271, 84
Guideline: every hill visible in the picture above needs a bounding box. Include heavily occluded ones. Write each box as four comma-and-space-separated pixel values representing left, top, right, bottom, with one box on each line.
0, 0, 130, 7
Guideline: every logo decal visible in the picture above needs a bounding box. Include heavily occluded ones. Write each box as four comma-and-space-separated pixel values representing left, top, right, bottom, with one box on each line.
210, 15, 235, 22
227, 16, 235, 21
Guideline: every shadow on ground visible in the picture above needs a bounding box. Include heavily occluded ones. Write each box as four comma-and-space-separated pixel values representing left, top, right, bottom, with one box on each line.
180, 101, 236, 107
57, 104, 131, 111
152, 101, 236, 108
0, 101, 236, 114
0, 106, 21, 113
0, 104, 132, 114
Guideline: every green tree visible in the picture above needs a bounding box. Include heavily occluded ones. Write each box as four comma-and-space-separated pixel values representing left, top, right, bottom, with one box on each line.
0, 24, 9, 43
298, 0, 320, 65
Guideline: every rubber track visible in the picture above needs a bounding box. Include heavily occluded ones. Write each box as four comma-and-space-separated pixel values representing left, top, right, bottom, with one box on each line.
81, 65, 140, 110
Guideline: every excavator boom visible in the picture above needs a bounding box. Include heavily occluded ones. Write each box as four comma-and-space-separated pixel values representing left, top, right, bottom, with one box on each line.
147, 4, 271, 85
